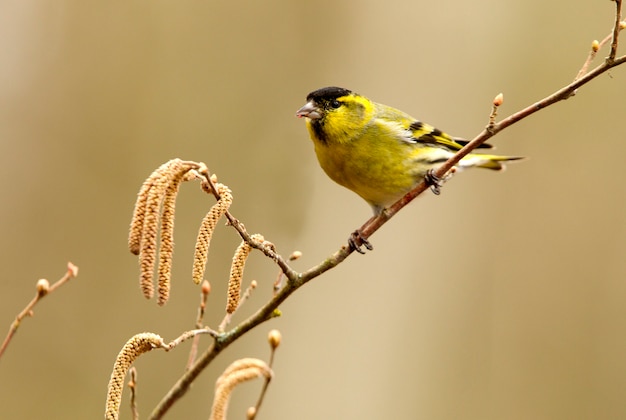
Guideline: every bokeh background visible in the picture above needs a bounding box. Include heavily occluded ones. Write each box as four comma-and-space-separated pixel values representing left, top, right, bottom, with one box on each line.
1, 1, 624, 419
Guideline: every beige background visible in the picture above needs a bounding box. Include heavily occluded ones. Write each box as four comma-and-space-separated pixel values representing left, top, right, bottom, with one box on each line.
1, 1, 625, 419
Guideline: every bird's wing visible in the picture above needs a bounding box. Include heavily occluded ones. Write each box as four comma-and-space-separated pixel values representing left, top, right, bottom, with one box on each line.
406, 120, 464, 150
406, 120, 494, 150
372, 102, 493, 150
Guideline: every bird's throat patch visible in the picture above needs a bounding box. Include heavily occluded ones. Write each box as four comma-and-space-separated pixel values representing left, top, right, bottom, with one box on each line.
309, 120, 329, 145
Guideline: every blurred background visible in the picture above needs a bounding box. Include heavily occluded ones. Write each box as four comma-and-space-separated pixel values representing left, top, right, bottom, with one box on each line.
1, 1, 624, 419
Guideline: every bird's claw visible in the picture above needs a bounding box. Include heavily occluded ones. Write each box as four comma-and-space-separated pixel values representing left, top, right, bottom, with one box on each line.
348, 230, 373, 254
425, 169, 442, 195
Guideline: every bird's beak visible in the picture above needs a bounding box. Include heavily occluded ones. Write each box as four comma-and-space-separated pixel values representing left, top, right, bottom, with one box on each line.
296, 101, 322, 120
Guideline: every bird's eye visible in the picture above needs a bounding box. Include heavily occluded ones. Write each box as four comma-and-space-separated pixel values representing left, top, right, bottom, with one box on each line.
330, 100, 341, 109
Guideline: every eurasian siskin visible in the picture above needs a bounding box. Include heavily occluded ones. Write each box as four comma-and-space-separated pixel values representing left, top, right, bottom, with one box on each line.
296, 86, 521, 216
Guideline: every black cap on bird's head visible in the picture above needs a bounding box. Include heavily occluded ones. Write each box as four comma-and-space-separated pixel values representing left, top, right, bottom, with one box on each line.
305, 86, 352, 103
296, 86, 354, 120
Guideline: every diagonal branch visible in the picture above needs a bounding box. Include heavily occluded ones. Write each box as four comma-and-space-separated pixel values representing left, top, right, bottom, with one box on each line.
358, 54, 626, 246
148, 4, 625, 417
0, 262, 78, 361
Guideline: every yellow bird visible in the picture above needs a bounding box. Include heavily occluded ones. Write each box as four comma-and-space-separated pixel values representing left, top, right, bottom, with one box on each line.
297, 86, 521, 216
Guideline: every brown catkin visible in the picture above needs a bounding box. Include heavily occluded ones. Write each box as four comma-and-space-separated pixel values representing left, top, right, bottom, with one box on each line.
128, 161, 178, 255
105, 333, 164, 420
157, 163, 190, 305
226, 242, 251, 314
128, 180, 154, 256
192, 184, 233, 284
209, 358, 272, 420
138, 160, 190, 300
137, 160, 184, 298
226, 234, 264, 314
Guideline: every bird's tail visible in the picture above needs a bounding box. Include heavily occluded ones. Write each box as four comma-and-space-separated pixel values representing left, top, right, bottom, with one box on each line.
459, 154, 524, 171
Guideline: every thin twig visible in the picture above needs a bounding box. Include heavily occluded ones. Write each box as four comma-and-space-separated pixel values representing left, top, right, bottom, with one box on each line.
609, 0, 623, 61
186, 280, 211, 370
576, 34, 611, 80
248, 330, 281, 420
274, 251, 302, 295
128, 367, 139, 420
195, 167, 297, 279
0, 262, 78, 360
165, 328, 219, 350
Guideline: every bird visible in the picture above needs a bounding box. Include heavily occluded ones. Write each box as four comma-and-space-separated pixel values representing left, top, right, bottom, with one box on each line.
296, 86, 522, 252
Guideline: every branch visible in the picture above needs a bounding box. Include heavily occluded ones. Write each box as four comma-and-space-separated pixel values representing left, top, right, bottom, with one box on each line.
358, 39, 626, 246
148, 5, 625, 417
610, 0, 623, 61
0, 262, 78, 361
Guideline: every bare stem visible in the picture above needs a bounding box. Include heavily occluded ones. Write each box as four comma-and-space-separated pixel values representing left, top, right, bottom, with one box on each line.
610, 0, 623, 61
0, 262, 78, 361
186, 280, 211, 369
197, 168, 296, 279
248, 346, 277, 420
128, 367, 139, 420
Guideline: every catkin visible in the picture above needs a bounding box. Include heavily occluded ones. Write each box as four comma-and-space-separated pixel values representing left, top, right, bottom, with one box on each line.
128, 160, 178, 256
192, 184, 233, 284
137, 160, 185, 298
104, 333, 164, 420
156, 164, 188, 305
226, 234, 264, 314
226, 242, 251, 314
209, 358, 272, 420
129, 159, 194, 300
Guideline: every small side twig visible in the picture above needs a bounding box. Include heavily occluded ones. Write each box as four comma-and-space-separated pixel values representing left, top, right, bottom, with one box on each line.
575, 35, 611, 80
247, 330, 281, 420
575, 20, 625, 81
273, 251, 302, 295
609, 0, 623, 61
186, 280, 212, 370
195, 166, 296, 279
488, 93, 504, 131
238, 280, 258, 311
128, 367, 139, 420
0, 262, 79, 361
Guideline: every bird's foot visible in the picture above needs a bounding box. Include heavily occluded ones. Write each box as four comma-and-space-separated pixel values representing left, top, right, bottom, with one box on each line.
348, 230, 373, 254
425, 169, 442, 195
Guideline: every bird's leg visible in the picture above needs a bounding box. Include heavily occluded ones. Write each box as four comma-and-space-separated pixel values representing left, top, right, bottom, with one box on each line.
348, 230, 373, 254
424, 169, 442, 195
